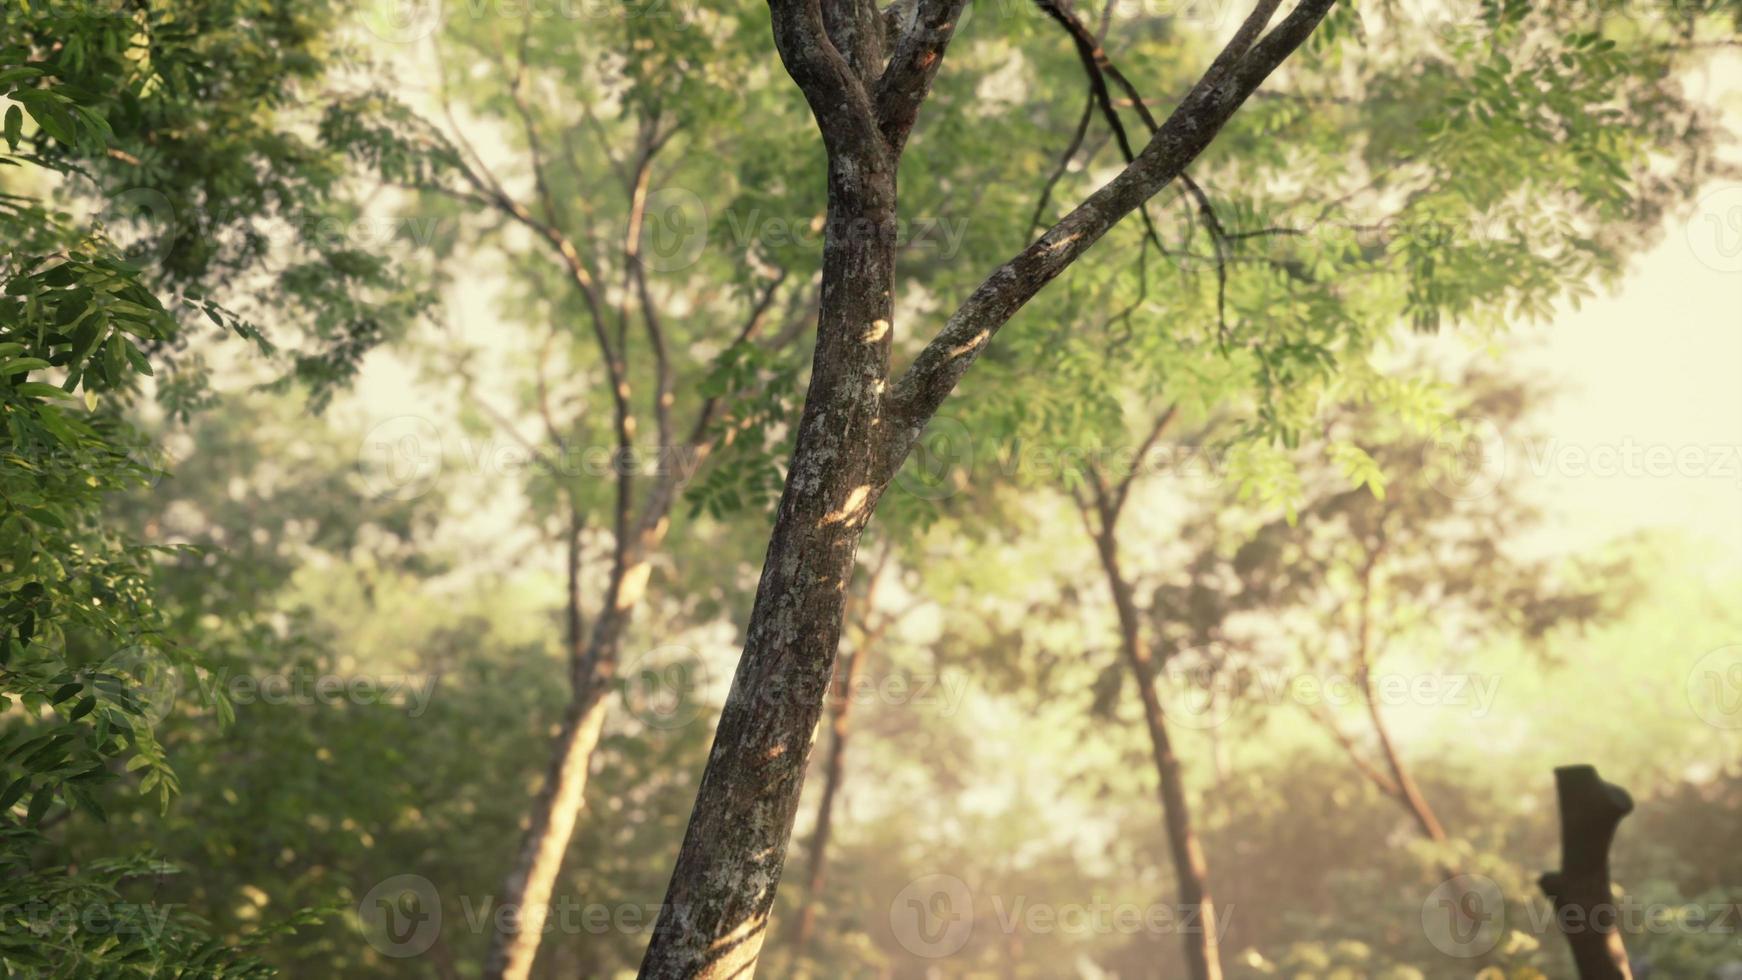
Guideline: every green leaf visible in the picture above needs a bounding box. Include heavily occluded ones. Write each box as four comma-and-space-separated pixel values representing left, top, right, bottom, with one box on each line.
21, 506, 65, 528
64, 782, 105, 822
0, 775, 28, 810
24, 785, 52, 824
119, 339, 153, 376
0, 67, 44, 89
30, 104, 74, 145
14, 382, 74, 400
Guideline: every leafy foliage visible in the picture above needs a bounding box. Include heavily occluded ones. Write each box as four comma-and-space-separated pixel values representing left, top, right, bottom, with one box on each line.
0, 0, 423, 972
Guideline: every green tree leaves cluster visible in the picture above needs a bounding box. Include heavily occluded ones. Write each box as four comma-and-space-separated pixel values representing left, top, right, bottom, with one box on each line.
1, 0, 426, 971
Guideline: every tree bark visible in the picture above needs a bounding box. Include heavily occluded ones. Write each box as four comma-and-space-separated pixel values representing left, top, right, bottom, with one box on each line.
636, 77, 900, 976
638, 3, 1338, 975
1087, 486, 1223, 980
1540, 765, 1635, 980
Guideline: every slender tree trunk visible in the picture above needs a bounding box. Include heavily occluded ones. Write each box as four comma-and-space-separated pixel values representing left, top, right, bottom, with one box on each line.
485, 684, 613, 979
1349, 553, 1454, 867
485, 512, 661, 980
1357, 675, 1449, 845
1304, 701, 1401, 799
638, 135, 899, 980
1089, 505, 1223, 980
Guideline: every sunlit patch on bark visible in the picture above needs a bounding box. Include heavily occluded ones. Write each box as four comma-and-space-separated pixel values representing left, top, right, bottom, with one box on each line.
947, 329, 988, 358
1043, 230, 1083, 254
705, 915, 768, 974
820, 484, 872, 526
616, 561, 653, 610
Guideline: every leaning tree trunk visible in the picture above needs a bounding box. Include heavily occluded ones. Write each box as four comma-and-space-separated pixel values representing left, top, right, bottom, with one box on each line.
1358, 669, 1452, 847
484, 684, 612, 979
1350, 558, 1454, 856
787, 636, 864, 962
636, 122, 900, 978
1092, 523, 1224, 980
483, 519, 657, 980
1540, 765, 1635, 980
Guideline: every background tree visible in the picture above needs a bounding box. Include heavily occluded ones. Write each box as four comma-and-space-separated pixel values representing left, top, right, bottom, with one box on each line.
1211, 373, 1633, 880
320, 6, 841, 973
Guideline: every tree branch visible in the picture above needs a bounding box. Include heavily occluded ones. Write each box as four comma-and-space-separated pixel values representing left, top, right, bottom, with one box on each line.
683, 270, 791, 453
1299, 701, 1402, 798
872, 0, 970, 154
769, 0, 887, 163
1036, 0, 1174, 256
1111, 403, 1177, 517
1037, 0, 1237, 344
508, 13, 565, 230
881, 0, 1340, 470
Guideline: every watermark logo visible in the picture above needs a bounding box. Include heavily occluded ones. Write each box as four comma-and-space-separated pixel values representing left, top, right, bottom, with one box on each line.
111, 646, 179, 728
1153, 661, 1238, 731
1688, 644, 1742, 731
1423, 416, 1507, 501
640, 187, 709, 273
1152, 663, 1501, 730
1686, 184, 1742, 274
221, 671, 440, 717
1422, 874, 1505, 958
361, 0, 443, 43
100, 188, 176, 269
619, 644, 709, 730
358, 415, 444, 500
895, 415, 974, 501
1, 898, 176, 941
890, 874, 975, 958
357, 874, 443, 958
825, 670, 972, 717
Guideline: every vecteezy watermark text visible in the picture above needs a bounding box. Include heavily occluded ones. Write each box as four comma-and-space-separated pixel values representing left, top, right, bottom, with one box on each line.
888, 873, 1232, 959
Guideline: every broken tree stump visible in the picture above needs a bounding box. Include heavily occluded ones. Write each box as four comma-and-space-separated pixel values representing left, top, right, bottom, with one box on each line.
1539, 765, 1635, 980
